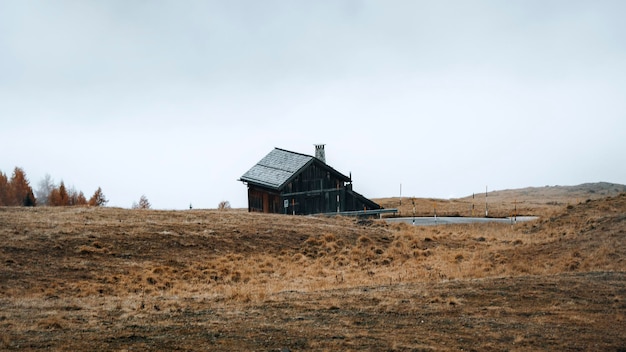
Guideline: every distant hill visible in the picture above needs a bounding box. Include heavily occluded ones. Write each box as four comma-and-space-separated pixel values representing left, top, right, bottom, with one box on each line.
374, 182, 626, 217
458, 182, 626, 204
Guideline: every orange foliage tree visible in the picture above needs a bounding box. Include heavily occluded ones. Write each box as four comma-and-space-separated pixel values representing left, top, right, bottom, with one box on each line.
89, 187, 108, 207
49, 181, 71, 206
6, 167, 36, 206
71, 189, 88, 206
0, 171, 9, 206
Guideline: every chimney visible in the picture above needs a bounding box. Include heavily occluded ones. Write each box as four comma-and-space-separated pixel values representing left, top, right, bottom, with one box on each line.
314, 144, 326, 163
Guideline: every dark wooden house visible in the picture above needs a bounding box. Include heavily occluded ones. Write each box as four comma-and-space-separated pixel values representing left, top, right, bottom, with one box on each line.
239, 146, 381, 215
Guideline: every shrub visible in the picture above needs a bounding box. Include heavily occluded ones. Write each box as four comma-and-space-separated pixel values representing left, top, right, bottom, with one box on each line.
132, 195, 151, 209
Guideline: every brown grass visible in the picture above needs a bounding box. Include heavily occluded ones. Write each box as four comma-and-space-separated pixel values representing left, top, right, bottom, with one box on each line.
1, 192, 625, 350
375, 182, 626, 217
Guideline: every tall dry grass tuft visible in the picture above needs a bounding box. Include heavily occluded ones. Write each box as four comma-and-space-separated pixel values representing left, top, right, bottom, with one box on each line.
1, 334, 10, 349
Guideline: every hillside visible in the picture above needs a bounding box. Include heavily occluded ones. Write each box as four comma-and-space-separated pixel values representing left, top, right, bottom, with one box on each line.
375, 181, 626, 217
1, 193, 625, 350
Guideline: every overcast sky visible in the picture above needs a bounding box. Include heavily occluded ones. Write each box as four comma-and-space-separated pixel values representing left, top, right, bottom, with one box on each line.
1, 0, 625, 209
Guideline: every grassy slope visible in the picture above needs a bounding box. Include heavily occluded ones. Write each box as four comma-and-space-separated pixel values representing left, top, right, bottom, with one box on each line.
374, 181, 626, 217
1, 192, 625, 350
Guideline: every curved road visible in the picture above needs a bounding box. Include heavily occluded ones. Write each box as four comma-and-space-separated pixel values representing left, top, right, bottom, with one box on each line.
385, 216, 538, 226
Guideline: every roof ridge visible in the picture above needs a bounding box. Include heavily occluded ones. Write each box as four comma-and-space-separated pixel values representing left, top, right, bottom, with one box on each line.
274, 147, 314, 159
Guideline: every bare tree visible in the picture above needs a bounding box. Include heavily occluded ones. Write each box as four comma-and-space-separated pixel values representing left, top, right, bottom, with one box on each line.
218, 200, 231, 211
67, 186, 88, 206
35, 174, 54, 206
67, 185, 79, 206
132, 195, 151, 209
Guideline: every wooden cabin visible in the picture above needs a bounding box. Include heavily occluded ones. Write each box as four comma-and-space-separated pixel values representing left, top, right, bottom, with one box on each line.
239, 146, 381, 215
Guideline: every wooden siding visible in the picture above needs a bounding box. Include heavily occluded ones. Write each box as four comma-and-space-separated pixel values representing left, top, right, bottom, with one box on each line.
248, 187, 281, 213
247, 161, 380, 215
282, 162, 344, 194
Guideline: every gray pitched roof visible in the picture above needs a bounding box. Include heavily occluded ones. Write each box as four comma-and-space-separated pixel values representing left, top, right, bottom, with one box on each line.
240, 148, 314, 189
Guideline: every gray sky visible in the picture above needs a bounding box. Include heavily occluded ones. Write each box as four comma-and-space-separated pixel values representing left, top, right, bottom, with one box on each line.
1, 0, 625, 209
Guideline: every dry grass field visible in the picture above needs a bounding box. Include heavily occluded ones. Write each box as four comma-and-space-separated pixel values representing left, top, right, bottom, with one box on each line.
375, 182, 626, 218
1, 190, 625, 350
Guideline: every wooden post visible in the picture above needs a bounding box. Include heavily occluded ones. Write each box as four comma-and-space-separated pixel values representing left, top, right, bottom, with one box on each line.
485, 186, 488, 218
412, 198, 416, 225
472, 193, 475, 217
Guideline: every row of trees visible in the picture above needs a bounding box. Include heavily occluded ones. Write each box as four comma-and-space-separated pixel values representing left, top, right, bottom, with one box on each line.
0, 167, 107, 207
2, 167, 221, 210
